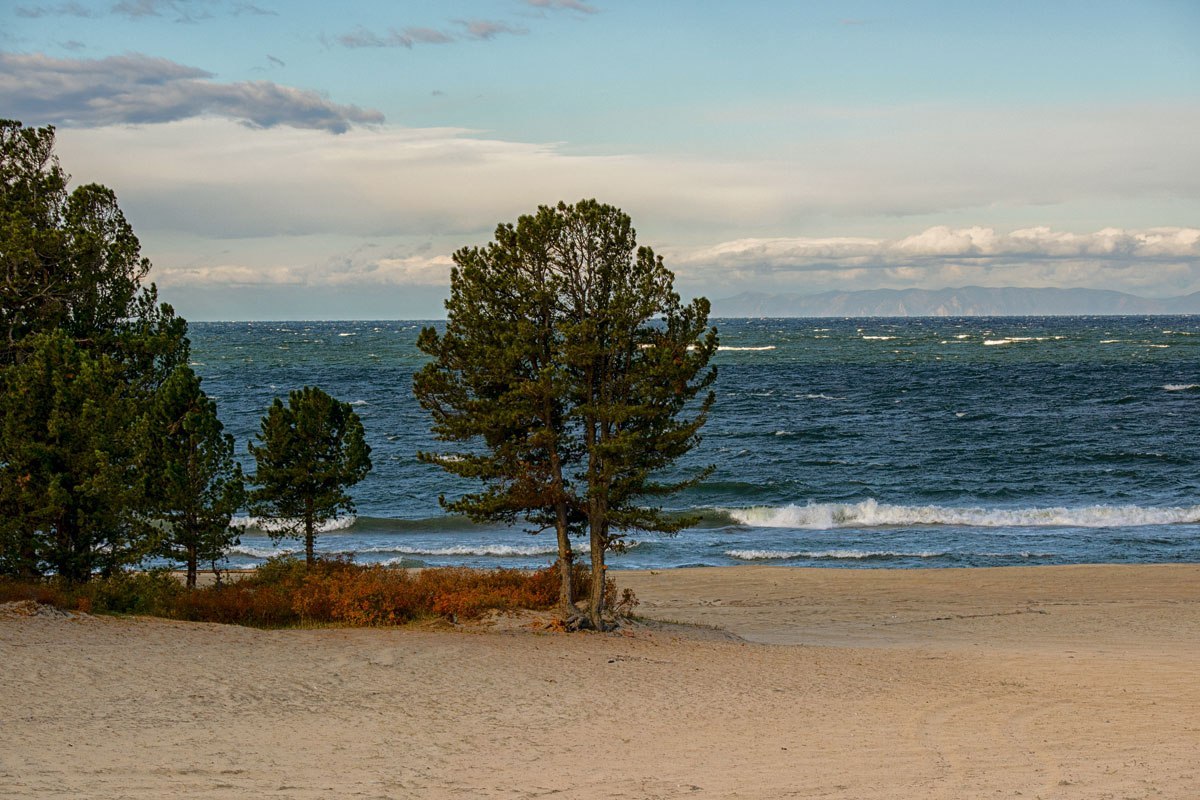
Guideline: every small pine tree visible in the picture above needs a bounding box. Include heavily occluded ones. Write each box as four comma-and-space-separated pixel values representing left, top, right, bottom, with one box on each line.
247, 387, 372, 566
144, 366, 245, 589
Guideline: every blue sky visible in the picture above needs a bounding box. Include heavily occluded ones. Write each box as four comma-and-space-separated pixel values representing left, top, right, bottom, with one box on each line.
3, 0, 1198, 318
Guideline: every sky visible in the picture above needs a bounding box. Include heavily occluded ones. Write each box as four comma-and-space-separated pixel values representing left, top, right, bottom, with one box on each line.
3, 0, 1199, 319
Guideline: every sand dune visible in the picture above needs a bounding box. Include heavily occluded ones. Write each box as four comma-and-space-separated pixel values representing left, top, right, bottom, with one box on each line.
2, 564, 1198, 799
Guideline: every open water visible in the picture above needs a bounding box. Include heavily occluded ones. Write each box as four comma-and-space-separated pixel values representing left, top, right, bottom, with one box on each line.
188, 316, 1200, 571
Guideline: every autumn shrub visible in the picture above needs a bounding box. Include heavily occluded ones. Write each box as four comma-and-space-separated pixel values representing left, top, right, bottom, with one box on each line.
0, 556, 636, 628
0, 578, 70, 607
294, 564, 423, 625
173, 583, 298, 626
0, 571, 182, 615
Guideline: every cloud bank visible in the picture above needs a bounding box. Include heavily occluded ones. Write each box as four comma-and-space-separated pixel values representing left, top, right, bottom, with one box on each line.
0, 52, 384, 132
48, 108, 1200, 299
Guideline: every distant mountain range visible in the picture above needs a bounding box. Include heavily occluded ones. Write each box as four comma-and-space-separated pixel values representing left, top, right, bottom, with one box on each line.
711, 286, 1200, 317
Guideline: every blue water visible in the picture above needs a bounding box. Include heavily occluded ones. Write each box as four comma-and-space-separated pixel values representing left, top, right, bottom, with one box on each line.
188, 317, 1200, 570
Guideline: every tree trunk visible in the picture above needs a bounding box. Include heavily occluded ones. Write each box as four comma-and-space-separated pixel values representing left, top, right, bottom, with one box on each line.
186, 544, 198, 590
554, 501, 574, 618
304, 500, 315, 567
587, 519, 607, 631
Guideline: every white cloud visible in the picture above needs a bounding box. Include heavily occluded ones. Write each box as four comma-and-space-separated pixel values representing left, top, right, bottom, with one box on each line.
669, 226, 1200, 296
677, 226, 1200, 267
47, 105, 1200, 301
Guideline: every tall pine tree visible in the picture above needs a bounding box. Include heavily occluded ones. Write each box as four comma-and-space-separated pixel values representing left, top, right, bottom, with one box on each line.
1, 120, 190, 580
415, 218, 585, 619
143, 366, 245, 588
416, 200, 716, 629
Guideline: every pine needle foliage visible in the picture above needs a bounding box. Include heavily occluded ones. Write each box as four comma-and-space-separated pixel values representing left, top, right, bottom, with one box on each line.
142, 366, 245, 588
0, 332, 148, 581
416, 200, 716, 629
247, 387, 372, 566
1, 120, 192, 582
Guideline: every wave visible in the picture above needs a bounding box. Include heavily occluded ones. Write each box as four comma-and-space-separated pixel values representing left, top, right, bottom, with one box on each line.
1163, 383, 1200, 392
983, 336, 1064, 346
229, 545, 300, 558
861, 335, 896, 340
230, 539, 642, 559
384, 544, 560, 557
718, 345, 776, 351
726, 549, 945, 561
231, 514, 500, 535
231, 515, 359, 534
717, 499, 1200, 530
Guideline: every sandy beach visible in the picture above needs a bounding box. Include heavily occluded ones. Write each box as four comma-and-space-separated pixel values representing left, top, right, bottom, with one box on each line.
2, 563, 1198, 799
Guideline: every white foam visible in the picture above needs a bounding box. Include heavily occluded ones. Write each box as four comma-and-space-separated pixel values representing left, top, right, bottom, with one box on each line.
231, 515, 358, 534
861, 335, 896, 340
726, 549, 944, 560
1164, 383, 1199, 391
229, 545, 299, 558
387, 544, 560, 557
983, 336, 1061, 346
349, 399, 369, 406
718, 345, 777, 351
722, 499, 1200, 530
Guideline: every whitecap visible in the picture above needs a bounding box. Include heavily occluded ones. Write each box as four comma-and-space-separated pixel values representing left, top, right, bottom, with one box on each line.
718, 345, 777, 351
725, 548, 944, 560
1163, 384, 1199, 392
721, 499, 1200, 530
231, 515, 358, 534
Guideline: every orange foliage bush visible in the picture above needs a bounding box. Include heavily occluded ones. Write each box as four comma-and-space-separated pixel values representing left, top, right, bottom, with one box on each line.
0, 556, 634, 629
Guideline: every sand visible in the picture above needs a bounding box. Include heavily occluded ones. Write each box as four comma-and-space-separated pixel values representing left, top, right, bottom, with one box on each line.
2, 564, 1198, 799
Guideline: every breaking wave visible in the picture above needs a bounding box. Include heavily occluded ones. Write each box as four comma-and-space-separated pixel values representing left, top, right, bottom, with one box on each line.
726, 549, 945, 561
718, 499, 1200, 529
231, 515, 358, 534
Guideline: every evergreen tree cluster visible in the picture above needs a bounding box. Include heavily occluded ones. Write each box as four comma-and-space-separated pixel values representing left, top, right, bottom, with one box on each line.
2, 120, 711, 633
0, 121, 370, 586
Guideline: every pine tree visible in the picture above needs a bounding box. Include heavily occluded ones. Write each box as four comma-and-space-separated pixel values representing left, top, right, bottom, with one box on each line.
414, 218, 585, 619
416, 200, 716, 629
1, 120, 187, 377
247, 387, 372, 566
0, 332, 149, 581
144, 366, 245, 589
1, 120, 190, 581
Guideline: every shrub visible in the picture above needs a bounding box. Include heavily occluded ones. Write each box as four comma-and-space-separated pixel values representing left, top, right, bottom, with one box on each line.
81, 569, 183, 615
0, 557, 636, 628
173, 583, 298, 626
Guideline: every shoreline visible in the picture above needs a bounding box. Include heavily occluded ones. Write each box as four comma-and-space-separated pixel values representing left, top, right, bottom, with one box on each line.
6, 562, 1198, 798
